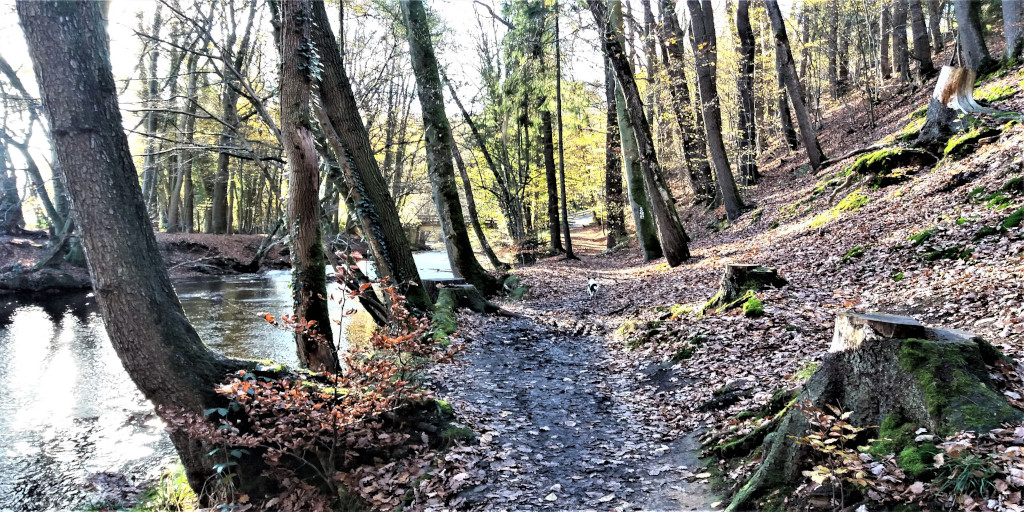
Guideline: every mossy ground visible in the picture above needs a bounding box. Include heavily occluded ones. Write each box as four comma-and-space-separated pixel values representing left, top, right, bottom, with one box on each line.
944, 126, 1000, 159
809, 189, 870, 228
841, 245, 865, 263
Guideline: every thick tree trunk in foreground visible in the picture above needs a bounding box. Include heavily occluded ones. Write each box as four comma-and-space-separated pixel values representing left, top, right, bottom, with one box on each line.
660, 0, 715, 204
765, 1, 825, 172
401, 0, 498, 293
16, 0, 257, 497
726, 312, 1024, 511
591, 0, 689, 266
309, 0, 430, 310
953, 0, 994, 72
541, 111, 563, 252
603, 57, 627, 249
736, 0, 759, 186
687, 0, 744, 221
281, 0, 340, 373
908, 0, 935, 78
1005, 0, 1024, 61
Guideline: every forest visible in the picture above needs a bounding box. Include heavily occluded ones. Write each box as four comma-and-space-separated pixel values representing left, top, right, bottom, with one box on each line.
0, 0, 1023, 510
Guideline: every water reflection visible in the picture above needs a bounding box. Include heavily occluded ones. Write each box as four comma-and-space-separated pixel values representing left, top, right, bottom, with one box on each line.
0, 252, 452, 510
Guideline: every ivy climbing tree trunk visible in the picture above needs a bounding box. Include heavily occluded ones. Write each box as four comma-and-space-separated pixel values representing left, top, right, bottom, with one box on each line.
591, 0, 690, 266
686, 0, 744, 220
401, 0, 499, 294
308, 0, 431, 310
765, 0, 825, 172
15, 0, 268, 500
280, 0, 340, 373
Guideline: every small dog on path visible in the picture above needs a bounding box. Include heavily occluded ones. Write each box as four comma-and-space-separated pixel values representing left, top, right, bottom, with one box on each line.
587, 276, 600, 298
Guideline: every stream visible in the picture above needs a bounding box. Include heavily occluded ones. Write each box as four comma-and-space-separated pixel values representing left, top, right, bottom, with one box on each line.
0, 252, 453, 511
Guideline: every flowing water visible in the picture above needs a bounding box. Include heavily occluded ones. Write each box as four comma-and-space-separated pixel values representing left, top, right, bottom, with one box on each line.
0, 252, 453, 511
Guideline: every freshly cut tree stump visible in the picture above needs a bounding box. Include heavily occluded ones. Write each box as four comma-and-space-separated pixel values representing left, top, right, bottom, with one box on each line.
703, 264, 787, 313
726, 311, 1024, 511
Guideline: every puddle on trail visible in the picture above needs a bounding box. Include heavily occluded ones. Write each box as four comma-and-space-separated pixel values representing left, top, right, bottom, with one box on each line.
0, 252, 453, 511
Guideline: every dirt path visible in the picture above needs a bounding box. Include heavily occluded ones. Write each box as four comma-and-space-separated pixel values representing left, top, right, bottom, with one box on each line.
433, 313, 716, 511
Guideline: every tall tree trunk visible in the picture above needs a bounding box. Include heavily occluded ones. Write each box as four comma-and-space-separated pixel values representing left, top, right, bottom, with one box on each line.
893, 0, 912, 82
167, 48, 201, 233
183, 167, 194, 232
953, 0, 994, 72
591, 0, 690, 266
451, 136, 507, 271
0, 142, 24, 235
640, 0, 659, 128
686, 0, 744, 221
908, 0, 935, 77
401, 0, 499, 293
140, 6, 162, 219
1004, 1, 1024, 61
309, 0, 431, 310
881, 2, 893, 77
280, 0, 340, 373
736, 0, 759, 186
609, 0, 662, 261
604, 56, 627, 249
765, 0, 825, 172
553, 0, 577, 260
212, 0, 257, 234
927, 0, 944, 53
541, 111, 563, 251
16, 0, 266, 500
775, 47, 800, 150
660, 0, 715, 204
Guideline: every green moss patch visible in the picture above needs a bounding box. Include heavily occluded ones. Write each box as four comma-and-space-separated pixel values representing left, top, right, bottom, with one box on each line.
841, 245, 865, 263
974, 225, 1001, 239
846, 147, 936, 181
809, 189, 870, 228
944, 125, 1001, 159
1002, 206, 1024, 230
898, 338, 1023, 433
908, 226, 937, 246
923, 245, 973, 261
431, 289, 458, 341
441, 425, 476, 445
974, 82, 1021, 103
742, 295, 764, 318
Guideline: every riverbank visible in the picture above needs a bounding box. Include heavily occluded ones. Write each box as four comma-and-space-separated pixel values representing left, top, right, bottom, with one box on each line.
0, 232, 291, 293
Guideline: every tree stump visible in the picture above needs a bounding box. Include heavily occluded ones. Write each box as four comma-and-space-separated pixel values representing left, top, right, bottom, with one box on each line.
726, 312, 1024, 511
703, 264, 787, 313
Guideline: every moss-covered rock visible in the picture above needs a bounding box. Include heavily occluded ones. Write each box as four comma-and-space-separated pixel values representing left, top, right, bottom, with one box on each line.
703, 264, 787, 314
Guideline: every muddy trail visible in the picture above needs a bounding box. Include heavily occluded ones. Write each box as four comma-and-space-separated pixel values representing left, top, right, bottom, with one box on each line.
433, 314, 717, 511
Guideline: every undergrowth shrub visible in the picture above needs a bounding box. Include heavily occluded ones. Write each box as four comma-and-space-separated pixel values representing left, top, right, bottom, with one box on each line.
169, 266, 466, 511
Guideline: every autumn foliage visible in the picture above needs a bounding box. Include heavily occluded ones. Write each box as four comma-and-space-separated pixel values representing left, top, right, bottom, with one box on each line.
168, 275, 470, 511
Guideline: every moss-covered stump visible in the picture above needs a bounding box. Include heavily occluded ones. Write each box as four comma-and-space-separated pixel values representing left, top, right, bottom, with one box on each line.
703, 264, 787, 314
726, 312, 1024, 511
432, 285, 501, 339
